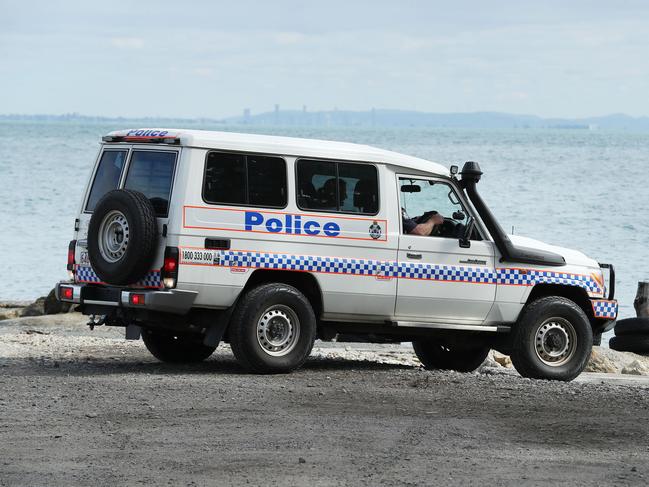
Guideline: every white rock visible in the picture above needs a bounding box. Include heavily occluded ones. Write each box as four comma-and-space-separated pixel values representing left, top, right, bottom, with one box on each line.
621, 360, 649, 376
585, 348, 619, 374
492, 351, 512, 368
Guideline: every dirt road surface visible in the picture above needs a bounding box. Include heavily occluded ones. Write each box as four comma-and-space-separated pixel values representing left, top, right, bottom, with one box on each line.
1, 314, 649, 486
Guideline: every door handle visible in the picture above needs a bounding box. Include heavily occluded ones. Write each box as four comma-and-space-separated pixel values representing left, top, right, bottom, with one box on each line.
406, 252, 422, 260
205, 238, 230, 250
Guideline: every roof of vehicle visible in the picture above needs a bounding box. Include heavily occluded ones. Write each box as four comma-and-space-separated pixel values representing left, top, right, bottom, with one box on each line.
105, 128, 449, 176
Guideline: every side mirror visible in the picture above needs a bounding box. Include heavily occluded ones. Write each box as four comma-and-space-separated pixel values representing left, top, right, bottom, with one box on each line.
459, 219, 476, 249
400, 184, 421, 193
452, 211, 465, 221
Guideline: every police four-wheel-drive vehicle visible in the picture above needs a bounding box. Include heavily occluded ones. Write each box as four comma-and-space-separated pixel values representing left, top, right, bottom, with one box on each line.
56, 128, 617, 381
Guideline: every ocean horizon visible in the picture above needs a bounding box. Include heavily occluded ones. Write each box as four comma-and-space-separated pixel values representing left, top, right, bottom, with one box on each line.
1, 120, 647, 345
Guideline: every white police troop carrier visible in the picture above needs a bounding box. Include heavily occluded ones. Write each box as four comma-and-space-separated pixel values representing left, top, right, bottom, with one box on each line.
56, 128, 617, 380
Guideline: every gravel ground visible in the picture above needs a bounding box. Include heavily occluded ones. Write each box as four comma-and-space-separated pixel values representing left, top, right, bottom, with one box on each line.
1, 314, 649, 486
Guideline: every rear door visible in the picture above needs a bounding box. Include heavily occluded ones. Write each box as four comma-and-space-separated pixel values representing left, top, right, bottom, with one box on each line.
122, 148, 179, 239
75, 145, 179, 287
76, 146, 131, 269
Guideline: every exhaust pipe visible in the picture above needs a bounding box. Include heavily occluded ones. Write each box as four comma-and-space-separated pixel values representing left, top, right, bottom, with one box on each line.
460, 161, 565, 267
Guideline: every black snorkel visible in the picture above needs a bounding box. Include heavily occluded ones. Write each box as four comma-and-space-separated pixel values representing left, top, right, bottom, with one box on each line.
459, 161, 565, 267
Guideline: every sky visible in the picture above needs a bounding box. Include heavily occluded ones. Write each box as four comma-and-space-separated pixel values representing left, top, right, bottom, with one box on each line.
2, 0, 649, 119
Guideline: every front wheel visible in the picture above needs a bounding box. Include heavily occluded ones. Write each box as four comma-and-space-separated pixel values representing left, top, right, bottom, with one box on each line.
412, 340, 490, 372
510, 296, 592, 381
142, 329, 216, 363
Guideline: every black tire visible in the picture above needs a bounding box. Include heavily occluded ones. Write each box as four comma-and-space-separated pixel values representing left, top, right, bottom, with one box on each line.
88, 189, 158, 285
609, 335, 649, 354
412, 341, 490, 372
229, 283, 316, 374
614, 317, 649, 337
510, 296, 592, 381
142, 329, 216, 363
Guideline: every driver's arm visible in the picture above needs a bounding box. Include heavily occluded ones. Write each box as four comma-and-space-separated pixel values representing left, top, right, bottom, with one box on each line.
410, 213, 444, 236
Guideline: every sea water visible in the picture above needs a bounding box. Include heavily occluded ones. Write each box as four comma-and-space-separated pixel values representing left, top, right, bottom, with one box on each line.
1, 120, 647, 343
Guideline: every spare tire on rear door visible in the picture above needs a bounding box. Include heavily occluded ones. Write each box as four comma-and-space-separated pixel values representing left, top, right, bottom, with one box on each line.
87, 189, 158, 285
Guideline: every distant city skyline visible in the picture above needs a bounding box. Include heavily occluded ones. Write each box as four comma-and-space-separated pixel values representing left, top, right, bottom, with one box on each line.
3, 1, 649, 118
4, 108, 649, 131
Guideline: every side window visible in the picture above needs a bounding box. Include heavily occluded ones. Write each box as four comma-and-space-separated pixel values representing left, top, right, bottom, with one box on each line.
203, 152, 246, 205
297, 160, 336, 210
297, 160, 378, 214
247, 155, 287, 207
400, 178, 478, 239
123, 151, 177, 217
85, 150, 128, 212
203, 152, 287, 208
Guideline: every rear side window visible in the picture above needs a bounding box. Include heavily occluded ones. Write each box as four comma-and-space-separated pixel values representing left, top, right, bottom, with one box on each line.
85, 150, 128, 212
203, 151, 287, 208
124, 151, 177, 217
297, 160, 379, 214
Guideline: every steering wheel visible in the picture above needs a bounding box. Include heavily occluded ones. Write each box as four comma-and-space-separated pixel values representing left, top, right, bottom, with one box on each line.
430, 218, 466, 238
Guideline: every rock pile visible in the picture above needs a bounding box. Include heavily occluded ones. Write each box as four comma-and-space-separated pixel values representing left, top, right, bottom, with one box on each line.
0, 288, 73, 321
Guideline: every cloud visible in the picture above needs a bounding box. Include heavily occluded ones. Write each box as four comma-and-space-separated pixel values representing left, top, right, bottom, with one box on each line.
3, 1, 649, 117
273, 32, 306, 45
110, 37, 144, 49
192, 67, 215, 78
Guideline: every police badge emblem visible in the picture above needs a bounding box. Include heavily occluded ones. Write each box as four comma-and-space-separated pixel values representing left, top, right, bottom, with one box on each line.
369, 221, 382, 240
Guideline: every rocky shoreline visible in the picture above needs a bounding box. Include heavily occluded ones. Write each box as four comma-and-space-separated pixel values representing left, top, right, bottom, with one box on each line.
1, 296, 649, 376
0, 290, 72, 320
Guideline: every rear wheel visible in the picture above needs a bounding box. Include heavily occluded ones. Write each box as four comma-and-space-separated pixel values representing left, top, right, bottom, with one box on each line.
229, 283, 316, 374
412, 340, 490, 372
510, 296, 592, 381
142, 329, 216, 363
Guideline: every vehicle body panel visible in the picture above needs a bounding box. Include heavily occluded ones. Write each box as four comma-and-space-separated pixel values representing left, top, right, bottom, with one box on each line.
59, 128, 617, 331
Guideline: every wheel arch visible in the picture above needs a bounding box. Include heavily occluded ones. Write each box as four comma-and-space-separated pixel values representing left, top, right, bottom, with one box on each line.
525, 284, 594, 324
241, 270, 324, 319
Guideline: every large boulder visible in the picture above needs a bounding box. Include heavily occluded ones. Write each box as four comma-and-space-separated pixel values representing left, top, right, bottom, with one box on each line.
43, 289, 71, 314
19, 289, 73, 317
20, 296, 47, 317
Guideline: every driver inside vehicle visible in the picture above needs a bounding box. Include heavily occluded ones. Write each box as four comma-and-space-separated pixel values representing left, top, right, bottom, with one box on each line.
402, 207, 444, 236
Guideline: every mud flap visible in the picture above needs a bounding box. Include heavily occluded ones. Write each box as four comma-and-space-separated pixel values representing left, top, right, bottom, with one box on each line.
125, 324, 142, 340
203, 307, 233, 347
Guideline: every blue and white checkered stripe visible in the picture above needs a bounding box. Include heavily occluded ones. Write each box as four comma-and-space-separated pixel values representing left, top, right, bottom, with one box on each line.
396, 262, 496, 283
221, 251, 381, 276
497, 268, 602, 294
75, 265, 162, 288
218, 251, 496, 284
592, 299, 618, 319
135, 271, 163, 288
75, 265, 102, 283
215, 250, 602, 291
